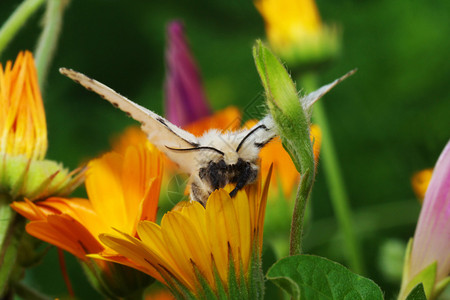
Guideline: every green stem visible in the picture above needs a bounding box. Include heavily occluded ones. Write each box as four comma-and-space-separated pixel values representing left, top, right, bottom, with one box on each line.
301, 73, 365, 274
0, 194, 26, 297
34, 0, 68, 88
0, 194, 14, 250
289, 169, 313, 255
0, 0, 46, 56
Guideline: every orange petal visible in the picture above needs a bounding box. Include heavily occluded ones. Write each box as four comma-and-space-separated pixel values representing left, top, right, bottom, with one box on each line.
86, 152, 127, 232
11, 199, 49, 220
26, 215, 103, 260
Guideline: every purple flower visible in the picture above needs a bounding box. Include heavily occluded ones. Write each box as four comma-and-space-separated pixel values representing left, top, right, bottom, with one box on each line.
399, 141, 450, 299
164, 21, 211, 127
410, 141, 450, 282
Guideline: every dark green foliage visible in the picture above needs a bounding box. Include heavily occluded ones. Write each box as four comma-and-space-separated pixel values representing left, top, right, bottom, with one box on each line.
267, 255, 384, 300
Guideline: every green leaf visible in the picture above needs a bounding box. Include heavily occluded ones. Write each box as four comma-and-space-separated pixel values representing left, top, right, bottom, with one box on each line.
266, 255, 383, 300
405, 283, 427, 300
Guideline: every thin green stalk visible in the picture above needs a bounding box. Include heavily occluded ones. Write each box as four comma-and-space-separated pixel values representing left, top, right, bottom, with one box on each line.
300, 72, 364, 274
35, 0, 68, 88
0, 194, 14, 250
0, 194, 26, 297
289, 169, 313, 255
0, 0, 46, 56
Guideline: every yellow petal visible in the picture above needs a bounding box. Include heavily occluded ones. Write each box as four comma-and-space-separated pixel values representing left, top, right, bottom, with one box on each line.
205, 190, 232, 283
233, 191, 251, 273
160, 211, 213, 288
99, 232, 165, 283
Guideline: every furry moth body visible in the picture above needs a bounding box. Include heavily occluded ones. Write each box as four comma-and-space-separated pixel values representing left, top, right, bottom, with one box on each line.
60, 68, 354, 204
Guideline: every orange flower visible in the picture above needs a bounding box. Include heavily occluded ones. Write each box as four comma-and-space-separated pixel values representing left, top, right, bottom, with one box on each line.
11, 141, 162, 259
11, 141, 162, 297
0, 51, 47, 160
411, 168, 433, 203
98, 168, 272, 298
0, 51, 83, 201
111, 126, 148, 155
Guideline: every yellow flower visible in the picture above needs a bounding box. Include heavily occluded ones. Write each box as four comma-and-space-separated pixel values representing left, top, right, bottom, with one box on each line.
411, 168, 433, 203
11, 140, 162, 297
255, 0, 339, 65
0, 51, 83, 201
99, 168, 272, 299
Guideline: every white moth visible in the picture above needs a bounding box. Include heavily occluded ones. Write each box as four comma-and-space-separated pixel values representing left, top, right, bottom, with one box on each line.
60, 68, 354, 205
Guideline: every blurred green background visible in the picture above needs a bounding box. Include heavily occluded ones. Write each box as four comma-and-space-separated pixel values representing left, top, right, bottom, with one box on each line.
1, 0, 449, 299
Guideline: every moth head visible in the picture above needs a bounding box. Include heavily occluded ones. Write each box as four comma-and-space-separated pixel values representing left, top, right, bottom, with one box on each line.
166, 120, 276, 204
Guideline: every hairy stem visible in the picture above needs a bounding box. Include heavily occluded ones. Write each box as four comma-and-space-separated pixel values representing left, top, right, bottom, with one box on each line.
289, 168, 313, 255
0, 194, 26, 297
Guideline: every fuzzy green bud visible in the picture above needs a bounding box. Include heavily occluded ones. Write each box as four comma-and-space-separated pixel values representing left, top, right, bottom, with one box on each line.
253, 41, 313, 176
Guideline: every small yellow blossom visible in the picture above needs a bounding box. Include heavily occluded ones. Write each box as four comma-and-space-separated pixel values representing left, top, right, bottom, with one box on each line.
255, 0, 339, 65
411, 168, 433, 203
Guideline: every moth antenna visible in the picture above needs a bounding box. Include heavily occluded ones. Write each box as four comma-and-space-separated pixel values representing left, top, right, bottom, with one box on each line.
165, 146, 225, 156
236, 124, 269, 152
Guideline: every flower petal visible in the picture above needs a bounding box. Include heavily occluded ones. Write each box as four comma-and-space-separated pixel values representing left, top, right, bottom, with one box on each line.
26, 215, 103, 260
165, 21, 211, 127
410, 141, 450, 282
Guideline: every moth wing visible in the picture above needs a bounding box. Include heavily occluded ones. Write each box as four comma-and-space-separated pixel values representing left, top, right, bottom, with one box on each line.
236, 114, 277, 159
302, 69, 357, 110
59, 68, 200, 173
250, 114, 277, 146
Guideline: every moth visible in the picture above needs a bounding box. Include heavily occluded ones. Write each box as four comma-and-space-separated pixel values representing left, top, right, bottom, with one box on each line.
60, 68, 354, 205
